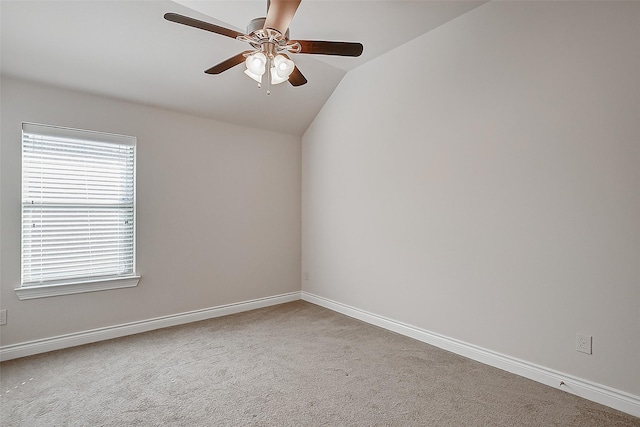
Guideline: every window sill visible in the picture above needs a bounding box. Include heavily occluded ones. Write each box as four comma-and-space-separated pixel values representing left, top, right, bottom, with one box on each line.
15, 276, 140, 300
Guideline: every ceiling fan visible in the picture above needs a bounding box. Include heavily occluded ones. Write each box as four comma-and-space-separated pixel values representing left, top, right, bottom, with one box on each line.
164, 0, 363, 91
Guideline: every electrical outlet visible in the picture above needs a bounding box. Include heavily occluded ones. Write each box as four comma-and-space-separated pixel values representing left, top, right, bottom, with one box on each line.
0, 309, 7, 326
304, 272, 309, 281
576, 333, 592, 354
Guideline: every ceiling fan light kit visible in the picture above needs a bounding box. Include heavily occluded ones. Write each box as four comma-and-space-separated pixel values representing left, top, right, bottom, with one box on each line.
164, 0, 363, 94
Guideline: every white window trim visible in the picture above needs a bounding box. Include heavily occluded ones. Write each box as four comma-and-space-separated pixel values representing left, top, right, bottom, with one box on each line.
15, 276, 140, 300
17, 122, 139, 300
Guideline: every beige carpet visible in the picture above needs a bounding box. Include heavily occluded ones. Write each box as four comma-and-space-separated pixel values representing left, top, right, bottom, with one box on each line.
1, 301, 638, 426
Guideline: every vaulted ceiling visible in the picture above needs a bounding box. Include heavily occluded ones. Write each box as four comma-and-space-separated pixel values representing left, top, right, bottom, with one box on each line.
1, 1, 486, 136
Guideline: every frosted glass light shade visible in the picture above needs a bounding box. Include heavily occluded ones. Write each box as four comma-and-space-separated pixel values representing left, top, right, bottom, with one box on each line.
245, 52, 266, 83
271, 54, 295, 85
245, 69, 263, 83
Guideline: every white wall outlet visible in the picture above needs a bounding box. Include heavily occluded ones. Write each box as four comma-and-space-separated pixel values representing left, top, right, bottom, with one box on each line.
576, 333, 592, 354
304, 272, 309, 281
0, 309, 7, 326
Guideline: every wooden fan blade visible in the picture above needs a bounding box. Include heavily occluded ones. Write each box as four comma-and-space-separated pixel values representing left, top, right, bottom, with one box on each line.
205, 52, 251, 74
164, 13, 243, 40
294, 40, 363, 57
288, 66, 307, 87
263, 0, 301, 35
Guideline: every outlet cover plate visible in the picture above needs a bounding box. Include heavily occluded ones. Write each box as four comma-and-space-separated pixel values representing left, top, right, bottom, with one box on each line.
576, 333, 592, 354
0, 309, 6, 326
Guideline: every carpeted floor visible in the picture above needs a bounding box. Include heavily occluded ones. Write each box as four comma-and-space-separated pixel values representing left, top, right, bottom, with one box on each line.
1, 301, 638, 426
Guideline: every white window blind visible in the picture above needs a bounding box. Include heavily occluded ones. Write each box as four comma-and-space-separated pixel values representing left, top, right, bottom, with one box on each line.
21, 123, 136, 288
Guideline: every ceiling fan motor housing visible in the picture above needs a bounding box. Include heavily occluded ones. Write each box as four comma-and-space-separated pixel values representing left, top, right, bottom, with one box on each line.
247, 17, 290, 40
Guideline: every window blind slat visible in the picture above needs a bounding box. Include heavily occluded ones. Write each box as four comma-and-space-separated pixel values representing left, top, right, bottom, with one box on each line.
21, 123, 136, 286
24, 256, 134, 270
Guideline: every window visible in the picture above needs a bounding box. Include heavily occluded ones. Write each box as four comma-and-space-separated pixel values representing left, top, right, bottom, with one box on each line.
17, 123, 139, 300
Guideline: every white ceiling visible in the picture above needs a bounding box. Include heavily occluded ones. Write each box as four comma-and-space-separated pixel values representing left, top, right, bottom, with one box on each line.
1, 1, 486, 136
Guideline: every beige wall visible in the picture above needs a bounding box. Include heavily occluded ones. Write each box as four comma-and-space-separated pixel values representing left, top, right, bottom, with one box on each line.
302, 1, 640, 396
0, 76, 301, 345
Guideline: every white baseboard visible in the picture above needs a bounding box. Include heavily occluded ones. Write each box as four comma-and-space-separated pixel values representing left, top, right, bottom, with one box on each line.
0, 291, 301, 362
3, 290, 638, 418
301, 291, 640, 419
